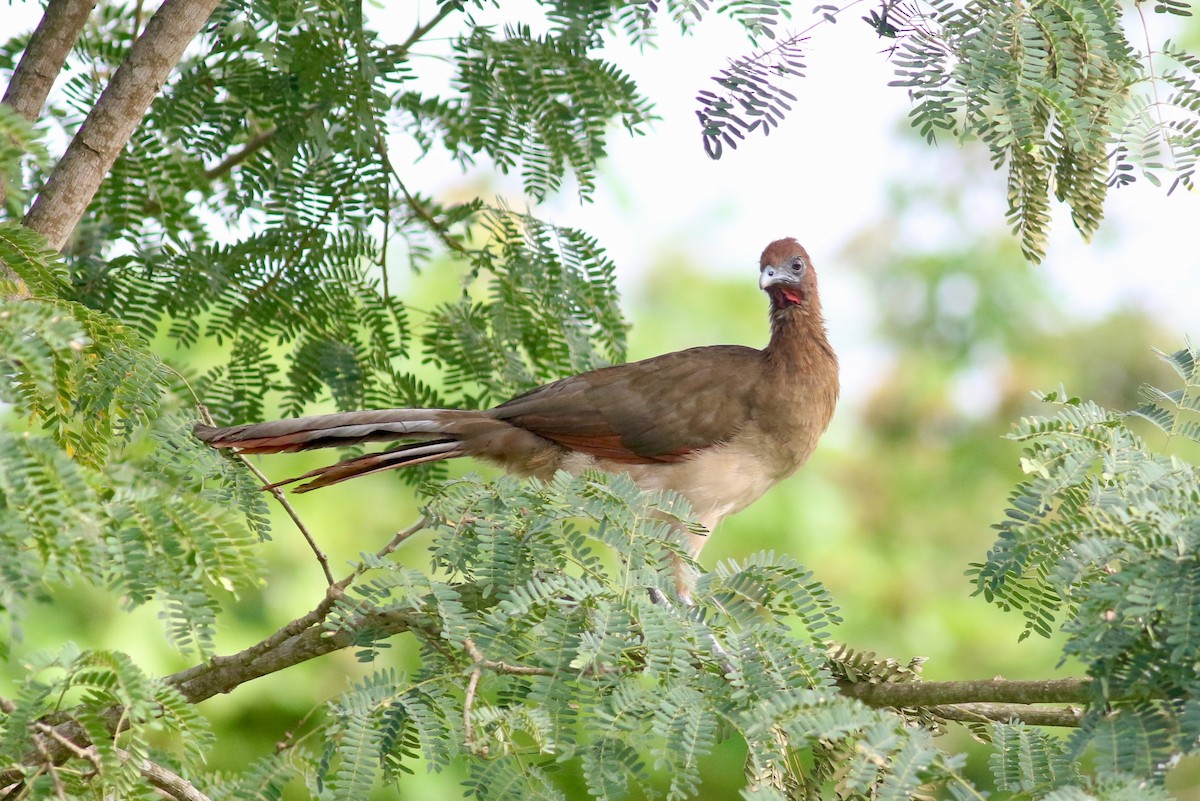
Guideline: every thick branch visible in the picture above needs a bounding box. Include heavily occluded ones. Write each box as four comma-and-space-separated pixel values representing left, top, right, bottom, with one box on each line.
168, 604, 431, 703
22, 0, 223, 250
840, 677, 1090, 726
1, 0, 97, 288
2, 0, 98, 122
837, 677, 1090, 707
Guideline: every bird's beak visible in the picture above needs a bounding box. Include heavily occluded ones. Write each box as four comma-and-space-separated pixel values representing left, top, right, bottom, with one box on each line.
760, 266, 794, 290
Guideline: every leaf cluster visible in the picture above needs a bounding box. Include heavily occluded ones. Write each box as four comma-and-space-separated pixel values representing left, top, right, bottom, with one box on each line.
882, 0, 1144, 261
0, 222, 265, 657
9, 0, 642, 431
0, 644, 211, 799
692, 0, 1200, 262
314, 470, 974, 801
972, 341, 1200, 789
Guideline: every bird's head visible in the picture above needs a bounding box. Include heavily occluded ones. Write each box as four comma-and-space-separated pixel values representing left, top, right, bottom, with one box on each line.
759, 238, 816, 310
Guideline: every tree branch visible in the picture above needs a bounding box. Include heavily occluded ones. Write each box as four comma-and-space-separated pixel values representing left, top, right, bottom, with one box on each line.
22, 0, 224, 250
168, 603, 431, 703
200, 3, 461, 184
463, 665, 484, 753
2, 0, 98, 123
927, 702, 1084, 728
118, 748, 213, 801
402, 2, 463, 52
201, 125, 277, 181
839, 677, 1091, 727
168, 516, 433, 702
0, 707, 126, 790
0, 518, 434, 790
1, 0, 97, 289
837, 677, 1091, 707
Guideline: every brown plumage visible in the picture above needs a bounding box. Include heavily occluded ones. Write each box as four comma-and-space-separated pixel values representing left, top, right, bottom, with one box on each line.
194, 238, 839, 557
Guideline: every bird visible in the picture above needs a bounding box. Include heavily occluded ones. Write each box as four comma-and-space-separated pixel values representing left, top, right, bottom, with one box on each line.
194, 238, 839, 561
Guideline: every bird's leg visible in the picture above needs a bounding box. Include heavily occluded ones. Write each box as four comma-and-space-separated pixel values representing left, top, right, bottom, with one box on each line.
671, 554, 696, 608
642, 521, 733, 673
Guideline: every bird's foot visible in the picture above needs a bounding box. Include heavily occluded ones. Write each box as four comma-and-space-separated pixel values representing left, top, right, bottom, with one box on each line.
644, 586, 733, 675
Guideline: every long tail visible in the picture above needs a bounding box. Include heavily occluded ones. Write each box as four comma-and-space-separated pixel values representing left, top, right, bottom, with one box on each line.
194, 409, 480, 492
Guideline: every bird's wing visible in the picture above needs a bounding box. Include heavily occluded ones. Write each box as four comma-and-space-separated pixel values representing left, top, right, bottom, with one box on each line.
490, 345, 762, 463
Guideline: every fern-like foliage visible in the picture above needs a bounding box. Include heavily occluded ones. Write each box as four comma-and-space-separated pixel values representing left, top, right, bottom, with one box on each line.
0, 643, 211, 799
1108, 44, 1200, 194
989, 721, 1079, 792
314, 470, 978, 800
0, 104, 48, 216
410, 23, 653, 201
421, 210, 627, 407
695, 33, 807, 158
882, 0, 1140, 261
691, 0, 1199, 262
8, 1, 640, 433
662, 0, 808, 156
971, 340, 1200, 780
0, 222, 264, 655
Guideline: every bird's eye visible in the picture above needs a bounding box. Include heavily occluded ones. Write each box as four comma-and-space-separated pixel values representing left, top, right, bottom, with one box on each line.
792, 259, 806, 271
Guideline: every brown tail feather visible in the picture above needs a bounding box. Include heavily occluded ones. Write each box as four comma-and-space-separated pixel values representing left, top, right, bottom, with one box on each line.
193, 409, 464, 454
195, 409, 483, 491
195, 407, 555, 491
275, 439, 467, 493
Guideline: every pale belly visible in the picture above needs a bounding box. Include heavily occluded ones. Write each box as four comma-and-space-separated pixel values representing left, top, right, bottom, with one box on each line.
557, 441, 783, 555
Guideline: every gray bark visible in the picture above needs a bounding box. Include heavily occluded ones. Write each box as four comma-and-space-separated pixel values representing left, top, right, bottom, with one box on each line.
22, 0, 222, 251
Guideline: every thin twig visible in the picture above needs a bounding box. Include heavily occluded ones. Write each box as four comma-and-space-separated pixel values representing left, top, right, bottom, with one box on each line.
132, 0, 145, 39
116, 748, 213, 801
337, 515, 430, 589
31, 734, 67, 801
380, 142, 470, 256
464, 638, 555, 677
198, 405, 334, 585
1134, 3, 1176, 174
463, 666, 484, 753
249, 458, 334, 585
927, 702, 1084, 728
463, 636, 626, 681
401, 2, 461, 52
202, 125, 278, 181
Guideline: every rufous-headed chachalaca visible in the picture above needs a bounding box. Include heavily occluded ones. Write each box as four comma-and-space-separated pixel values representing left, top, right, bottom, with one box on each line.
194, 238, 839, 559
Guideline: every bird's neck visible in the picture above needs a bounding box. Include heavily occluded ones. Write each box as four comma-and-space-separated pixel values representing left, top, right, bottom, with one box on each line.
766, 302, 834, 367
